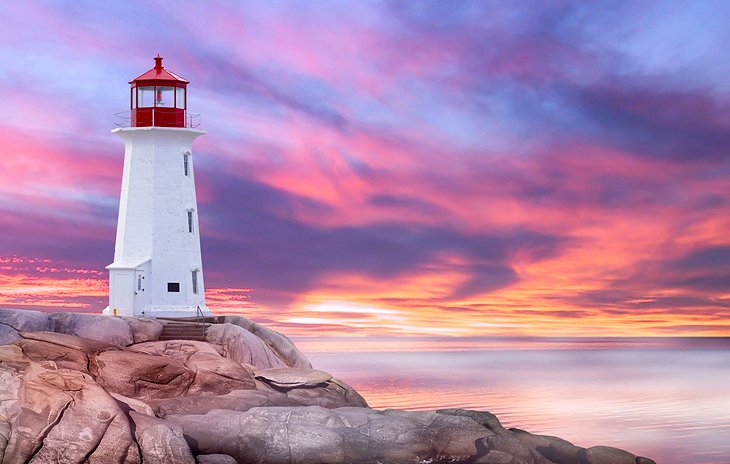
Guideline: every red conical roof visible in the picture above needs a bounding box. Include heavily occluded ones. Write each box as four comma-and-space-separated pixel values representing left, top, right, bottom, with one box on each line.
129, 55, 188, 84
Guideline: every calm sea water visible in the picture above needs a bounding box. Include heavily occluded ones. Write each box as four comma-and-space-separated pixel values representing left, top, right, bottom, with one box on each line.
293, 337, 730, 464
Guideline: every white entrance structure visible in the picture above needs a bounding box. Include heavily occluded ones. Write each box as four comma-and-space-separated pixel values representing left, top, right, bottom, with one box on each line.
104, 56, 209, 318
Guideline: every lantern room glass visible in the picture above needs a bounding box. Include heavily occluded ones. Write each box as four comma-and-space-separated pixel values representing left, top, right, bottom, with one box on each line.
156, 86, 174, 107
138, 86, 155, 108
176, 87, 185, 109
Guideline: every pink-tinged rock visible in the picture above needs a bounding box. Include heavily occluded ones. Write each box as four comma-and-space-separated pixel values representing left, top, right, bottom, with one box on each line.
49, 312, 134, 347
130, 411, 195, 464
206, 323, 288, 369
3, 365, 139, 463
94, 350, 195, 400
110, 392, 155, 416
255, 367, 332, 387
166, 406, 492, 464
147, 388, 302, 418
0, 308, 51, 345
579, 446, 636, 464
221, 315, 312, 368
120, 316, 163, 343
195, 454, 238, 464
132, 340, 257, 395
284, 377, 369, 408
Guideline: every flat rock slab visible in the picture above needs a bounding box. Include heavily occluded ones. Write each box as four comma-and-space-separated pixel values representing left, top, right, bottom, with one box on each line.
166, 406, 493, 464
255, 367, 332, 388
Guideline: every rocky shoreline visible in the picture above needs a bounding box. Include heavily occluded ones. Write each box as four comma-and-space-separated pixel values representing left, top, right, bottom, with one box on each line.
0, 308, 655, 464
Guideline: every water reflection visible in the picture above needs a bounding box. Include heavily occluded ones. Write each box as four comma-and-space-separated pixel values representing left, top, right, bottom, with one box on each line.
295, 337, 730, 464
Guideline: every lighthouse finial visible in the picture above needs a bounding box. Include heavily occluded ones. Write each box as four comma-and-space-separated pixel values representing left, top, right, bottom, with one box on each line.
154, 54, 163, 70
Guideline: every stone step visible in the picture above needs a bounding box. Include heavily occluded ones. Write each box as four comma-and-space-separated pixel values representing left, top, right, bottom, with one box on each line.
159, 322, 208, 342
159, 335, 206, 341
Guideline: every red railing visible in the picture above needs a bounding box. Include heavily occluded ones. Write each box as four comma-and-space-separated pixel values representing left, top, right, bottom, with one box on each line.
114, 109, 201, 129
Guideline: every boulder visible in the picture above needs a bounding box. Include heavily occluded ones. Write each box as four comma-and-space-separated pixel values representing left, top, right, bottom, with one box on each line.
635, 458, 657, 464
255, 367, 332, 388
49, 312, 134, 347
284, 377, 369, 408
132, 340, 257, 395
221, 315, 312, 368
578, 446, 636, 464
20, 330, 120, 354
510, 428, 583, 464
0, 324, 19, 346
0, 308, 50, 344
147, 389, 303, 418
121, 316, 163, 343
438, 408, 507, 434
0, 308, 51, 332
206, 323, 288, 369
131, 411, 195, 464
0, 420, 10, 463
94, 349, 196, 400
480, 434, 535, 463
2, 364, 139, 463
111, 392, 155, 416
132, 340, 255, 385
473, 450, 516, 464
196, 454, 238, 464
166, 406, 493, 464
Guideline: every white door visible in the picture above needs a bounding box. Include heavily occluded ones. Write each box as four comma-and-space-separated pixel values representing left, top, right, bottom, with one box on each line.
134, 270, 146, 315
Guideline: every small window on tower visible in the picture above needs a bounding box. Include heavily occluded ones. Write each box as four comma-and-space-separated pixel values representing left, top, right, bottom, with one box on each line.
167, 282, 180, 292
131, 88, 136, 109
187, 210, 194, 233
183, 153, 190, 176
192, 270, 199, 294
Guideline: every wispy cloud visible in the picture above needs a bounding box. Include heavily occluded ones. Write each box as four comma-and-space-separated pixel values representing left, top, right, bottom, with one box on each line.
0, 1, 729, 336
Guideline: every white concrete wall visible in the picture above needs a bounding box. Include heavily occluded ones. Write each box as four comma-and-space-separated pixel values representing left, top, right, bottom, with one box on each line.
107, 127, 209, 318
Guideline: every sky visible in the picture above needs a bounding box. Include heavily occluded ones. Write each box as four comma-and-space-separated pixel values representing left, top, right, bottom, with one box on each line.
0, 0, 729, 337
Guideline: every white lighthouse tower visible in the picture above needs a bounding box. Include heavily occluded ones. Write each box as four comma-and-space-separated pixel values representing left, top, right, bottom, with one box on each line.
105, 56, 209, 318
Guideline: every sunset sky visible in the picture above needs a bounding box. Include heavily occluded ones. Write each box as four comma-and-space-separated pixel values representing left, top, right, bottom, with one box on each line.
1, 1, 729, 337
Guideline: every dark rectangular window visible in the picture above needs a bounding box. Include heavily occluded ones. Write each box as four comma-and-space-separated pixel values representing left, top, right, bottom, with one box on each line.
183, 153, 190, 176
167, 282, 180, 292
187, 210, 194, 233
192, 270, 198, 294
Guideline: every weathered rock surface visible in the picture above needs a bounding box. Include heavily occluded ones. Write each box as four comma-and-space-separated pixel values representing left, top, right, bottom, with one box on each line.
255, 367, 332, 387
49, 312, 134, 347
166, 406, 493, 464
0, 308, 51, 345
221, 315, 312, 368
121, 316, 163, 343
0, 308, 655, 464
438, 408, 508, 435
206, 323, 288, 369
131, 411, 195, 464
3, 364, 139, 463
578, 446, 637, 464
195, 454, 238, 464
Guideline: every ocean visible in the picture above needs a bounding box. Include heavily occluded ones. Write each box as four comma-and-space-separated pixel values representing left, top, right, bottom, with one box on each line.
294, 337, 730, 464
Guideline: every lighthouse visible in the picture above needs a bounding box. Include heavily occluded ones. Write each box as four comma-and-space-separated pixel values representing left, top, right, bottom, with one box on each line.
104, 56, 209, 318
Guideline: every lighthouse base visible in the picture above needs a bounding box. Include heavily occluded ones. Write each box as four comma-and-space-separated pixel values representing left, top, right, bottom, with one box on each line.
103, 305, 212, 319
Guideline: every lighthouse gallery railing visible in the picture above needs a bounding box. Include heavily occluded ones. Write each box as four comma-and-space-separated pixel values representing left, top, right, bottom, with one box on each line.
114, 109, 201, 129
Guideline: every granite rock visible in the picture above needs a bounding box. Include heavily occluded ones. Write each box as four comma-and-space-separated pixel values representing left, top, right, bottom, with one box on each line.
49, 312, 134, 347
121, 316, 163, 343
206, 323, 288, 369
221, 314, 312, 368
0, 309, 655, 464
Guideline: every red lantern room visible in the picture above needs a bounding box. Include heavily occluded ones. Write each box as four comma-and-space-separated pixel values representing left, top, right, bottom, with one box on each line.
129, 55, 189, 128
